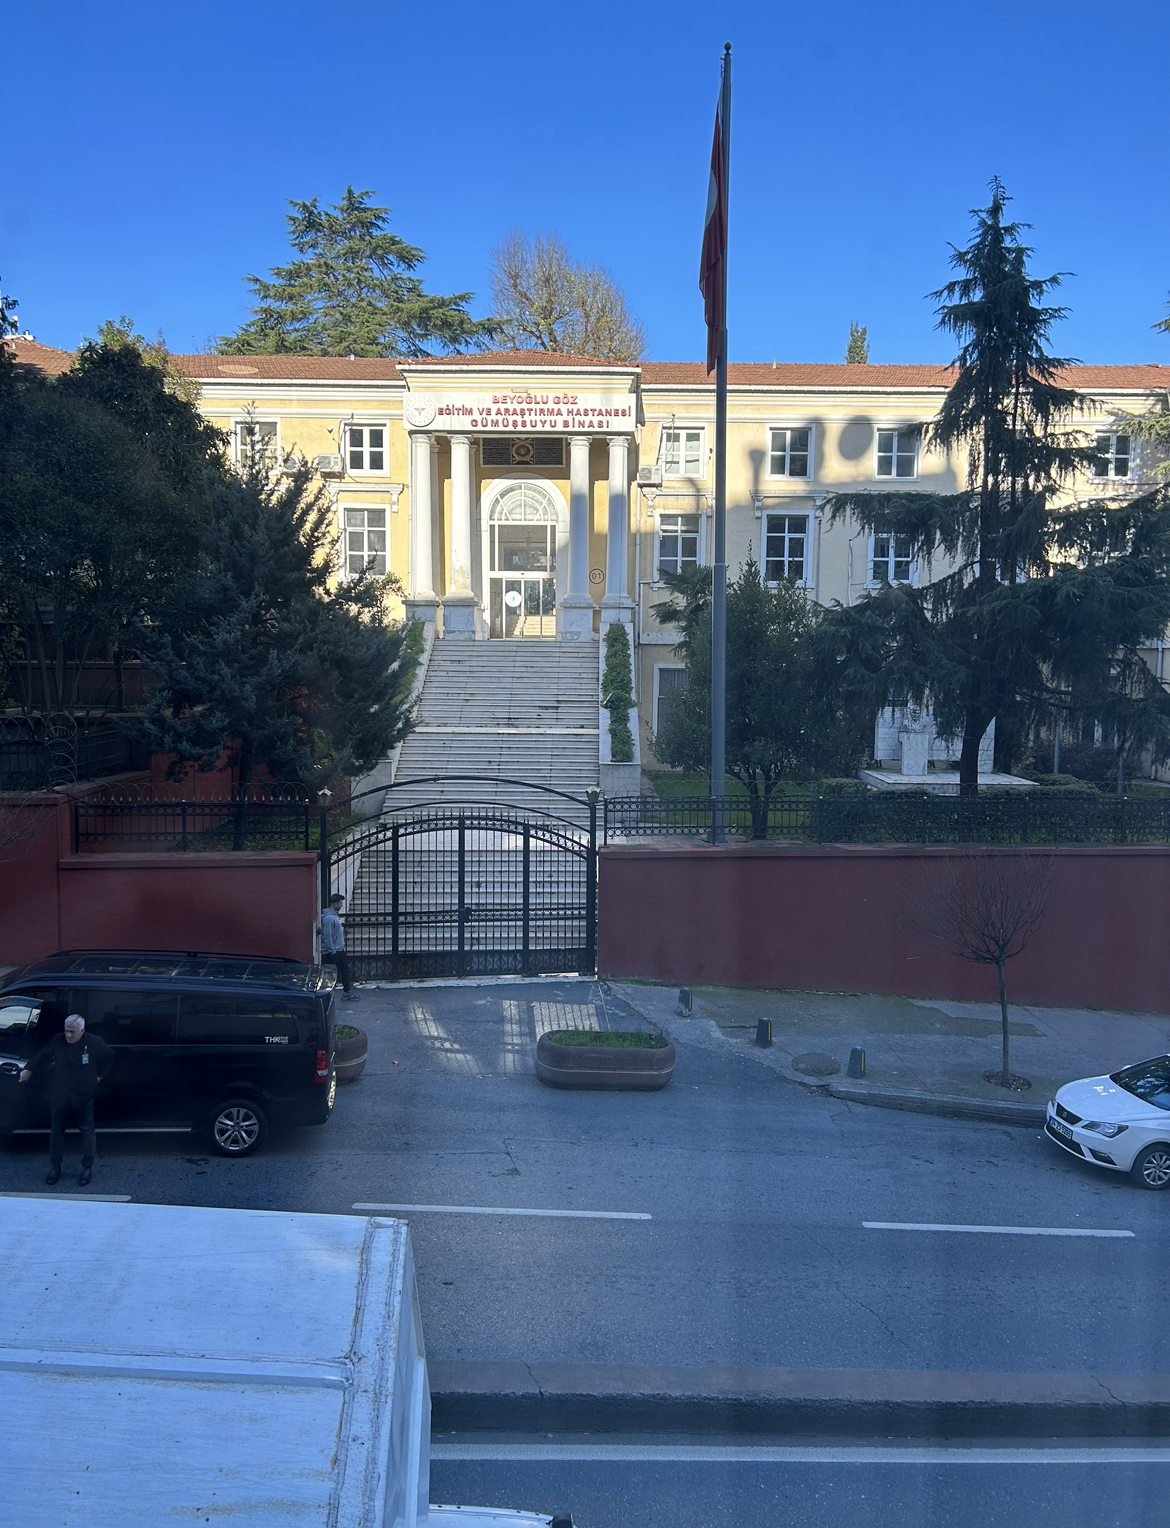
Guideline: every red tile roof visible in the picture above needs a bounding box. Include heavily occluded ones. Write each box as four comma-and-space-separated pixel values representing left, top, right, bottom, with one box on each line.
173, 348, 630, 379
639, 361, 1170, 390
173, 354, 404, 381
4, 336, 74, 375
9, 340, 1168, 393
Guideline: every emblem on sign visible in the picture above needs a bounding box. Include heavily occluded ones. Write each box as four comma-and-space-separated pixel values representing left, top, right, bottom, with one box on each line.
403, 394, 438, 428
504, 590, 523, 608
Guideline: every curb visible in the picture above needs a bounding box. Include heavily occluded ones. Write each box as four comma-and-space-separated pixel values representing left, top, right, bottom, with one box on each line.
825, 1081, 1047, 1127
429, 1361, 1170, 1439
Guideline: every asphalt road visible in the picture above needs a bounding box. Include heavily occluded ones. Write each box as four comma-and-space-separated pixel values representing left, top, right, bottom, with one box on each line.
3, 978, 1167, 1379
429, 1443, 1170, 1528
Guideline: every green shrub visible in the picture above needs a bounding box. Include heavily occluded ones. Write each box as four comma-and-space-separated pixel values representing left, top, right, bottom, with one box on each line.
602, 621, 635, 763
1013, 774, 1099, 795
817, 777, 871, 797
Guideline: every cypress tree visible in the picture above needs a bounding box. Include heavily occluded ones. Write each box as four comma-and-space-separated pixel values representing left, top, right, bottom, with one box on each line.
818, 181, 1170, 795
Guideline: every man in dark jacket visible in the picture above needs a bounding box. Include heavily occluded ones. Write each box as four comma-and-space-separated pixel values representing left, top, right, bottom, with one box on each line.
20, 1014, 114, 1186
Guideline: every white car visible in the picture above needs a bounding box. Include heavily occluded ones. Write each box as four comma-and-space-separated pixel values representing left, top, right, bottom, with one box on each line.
1046, 1056, 1170, 1189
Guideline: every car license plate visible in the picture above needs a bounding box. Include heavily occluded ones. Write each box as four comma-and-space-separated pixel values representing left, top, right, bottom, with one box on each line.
1050, 1117, 1074, 1140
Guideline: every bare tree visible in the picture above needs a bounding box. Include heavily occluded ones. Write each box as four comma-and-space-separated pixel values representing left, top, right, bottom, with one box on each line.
903, 851, 1056, 1089
489, 231, 646, 362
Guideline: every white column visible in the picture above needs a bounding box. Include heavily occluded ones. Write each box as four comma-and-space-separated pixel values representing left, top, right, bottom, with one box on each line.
560, 434, 594, 639
406, 431, 438, 627
601, 434, 633, 617
443, 433, 479, 638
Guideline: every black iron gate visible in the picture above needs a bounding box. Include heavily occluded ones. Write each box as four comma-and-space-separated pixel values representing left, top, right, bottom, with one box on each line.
321, 782, 597, 981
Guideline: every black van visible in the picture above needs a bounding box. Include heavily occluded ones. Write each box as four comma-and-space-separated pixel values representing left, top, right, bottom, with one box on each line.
0, 951, 339, 1156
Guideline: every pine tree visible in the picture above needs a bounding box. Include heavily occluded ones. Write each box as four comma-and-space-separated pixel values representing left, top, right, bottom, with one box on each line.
845, 321, 869, 363
0, 340, 221, 711
218, 187, 497, 358
818, 182, 1170, 795
139, 462, 416, 818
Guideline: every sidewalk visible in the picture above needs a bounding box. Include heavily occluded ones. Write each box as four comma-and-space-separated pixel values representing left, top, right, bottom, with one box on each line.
611, 981, 1170, 1126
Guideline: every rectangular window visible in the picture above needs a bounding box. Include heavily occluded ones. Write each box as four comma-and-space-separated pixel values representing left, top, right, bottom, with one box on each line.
657, 513, 701, 577
76, 990, 178, 1046
1093, 432, 1131, 479
343, 508, 388, 577
177, 996, 300, 1047
0, 996, 41, 1044
871, 532, 914, 584
236, 419, 278, 468
764, 513, 808, 583
768, 427, 811, 478
655, 666, 688, 735
876, 429, 918, 478
661, 429, 704, 477
347, 424, 386, 473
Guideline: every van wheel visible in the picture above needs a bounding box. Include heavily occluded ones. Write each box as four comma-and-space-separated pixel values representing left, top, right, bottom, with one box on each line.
208, 1098, 268, 1157
1130, 1144, 1170, 1189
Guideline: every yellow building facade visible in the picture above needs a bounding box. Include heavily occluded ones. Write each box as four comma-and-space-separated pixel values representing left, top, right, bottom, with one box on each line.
12, 338, 1168, 766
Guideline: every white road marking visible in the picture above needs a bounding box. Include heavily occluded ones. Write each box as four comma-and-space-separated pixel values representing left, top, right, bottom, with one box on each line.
431, 1442, 1170, 1465
353, 1202, 651, 1221
0, 1192, 132, 1202
863, 1222, 1134, 1238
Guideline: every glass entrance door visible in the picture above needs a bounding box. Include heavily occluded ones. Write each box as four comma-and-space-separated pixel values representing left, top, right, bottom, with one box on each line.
489, 521, 556, 638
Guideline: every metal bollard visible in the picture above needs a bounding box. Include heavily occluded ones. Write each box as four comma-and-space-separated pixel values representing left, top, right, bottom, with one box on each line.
755, 1018, 773, 1047
676, 987, 692, 1016
847, 1046, 866, 1079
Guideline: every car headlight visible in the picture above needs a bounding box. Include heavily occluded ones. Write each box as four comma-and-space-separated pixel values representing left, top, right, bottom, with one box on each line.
1082, 1121, 1128, 1138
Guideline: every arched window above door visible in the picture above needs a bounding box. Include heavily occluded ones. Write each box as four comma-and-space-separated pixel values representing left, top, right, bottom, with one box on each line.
489, 482, 558, 524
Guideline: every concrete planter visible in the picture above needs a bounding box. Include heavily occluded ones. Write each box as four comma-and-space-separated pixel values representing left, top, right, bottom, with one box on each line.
334, 1025, 368, 1084
535, 1032, 675, 1091
600, 761, 642, 797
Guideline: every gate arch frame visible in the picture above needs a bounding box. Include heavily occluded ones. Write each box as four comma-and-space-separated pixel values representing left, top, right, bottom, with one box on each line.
318, 777, 599, 981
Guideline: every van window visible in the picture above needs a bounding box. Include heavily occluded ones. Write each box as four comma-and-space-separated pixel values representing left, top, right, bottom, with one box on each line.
0, 997, 41, 1043
178, 996, 301, 1047
76, 991, 178, 1045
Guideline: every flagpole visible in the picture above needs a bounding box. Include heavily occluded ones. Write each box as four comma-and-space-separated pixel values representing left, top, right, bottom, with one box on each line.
710, 42, 731, 841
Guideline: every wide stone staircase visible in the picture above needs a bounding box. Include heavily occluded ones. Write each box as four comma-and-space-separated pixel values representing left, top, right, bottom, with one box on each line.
386, 639, 600, 825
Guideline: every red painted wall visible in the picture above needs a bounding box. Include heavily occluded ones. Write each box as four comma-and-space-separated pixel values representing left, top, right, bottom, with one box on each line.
58, 853, 318, 962
598, 843, 1170, 1013
1, 793, 318, 968
0, 795, 73, 966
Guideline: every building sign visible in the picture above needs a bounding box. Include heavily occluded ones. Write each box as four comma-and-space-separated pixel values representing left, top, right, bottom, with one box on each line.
403, 391, 636, 433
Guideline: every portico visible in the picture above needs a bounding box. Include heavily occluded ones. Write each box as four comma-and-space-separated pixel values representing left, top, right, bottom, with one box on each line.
399, 357, 639, 641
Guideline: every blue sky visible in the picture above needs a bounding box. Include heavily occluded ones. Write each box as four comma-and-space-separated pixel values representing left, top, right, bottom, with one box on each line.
5, 0, 1168, 364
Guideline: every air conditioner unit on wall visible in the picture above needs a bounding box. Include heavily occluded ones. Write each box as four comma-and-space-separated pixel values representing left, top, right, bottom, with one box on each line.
315, 454, 343, 475
637, 466, 663, 487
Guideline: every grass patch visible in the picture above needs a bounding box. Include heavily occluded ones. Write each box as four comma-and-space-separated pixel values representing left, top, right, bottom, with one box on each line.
545, 1029, 669, 1049
647, 772, 746, 800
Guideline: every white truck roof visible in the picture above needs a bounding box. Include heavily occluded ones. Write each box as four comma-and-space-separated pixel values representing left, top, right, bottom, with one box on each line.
0, 1197, 549, 1528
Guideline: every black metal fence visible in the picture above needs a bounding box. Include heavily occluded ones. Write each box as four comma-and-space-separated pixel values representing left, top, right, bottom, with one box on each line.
1, 719, 147, 792
73, 795, 314, 853
604, 791, 1170, 846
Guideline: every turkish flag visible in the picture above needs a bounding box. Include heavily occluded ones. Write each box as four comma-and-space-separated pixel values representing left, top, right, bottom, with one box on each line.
699, 97, 727, 375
